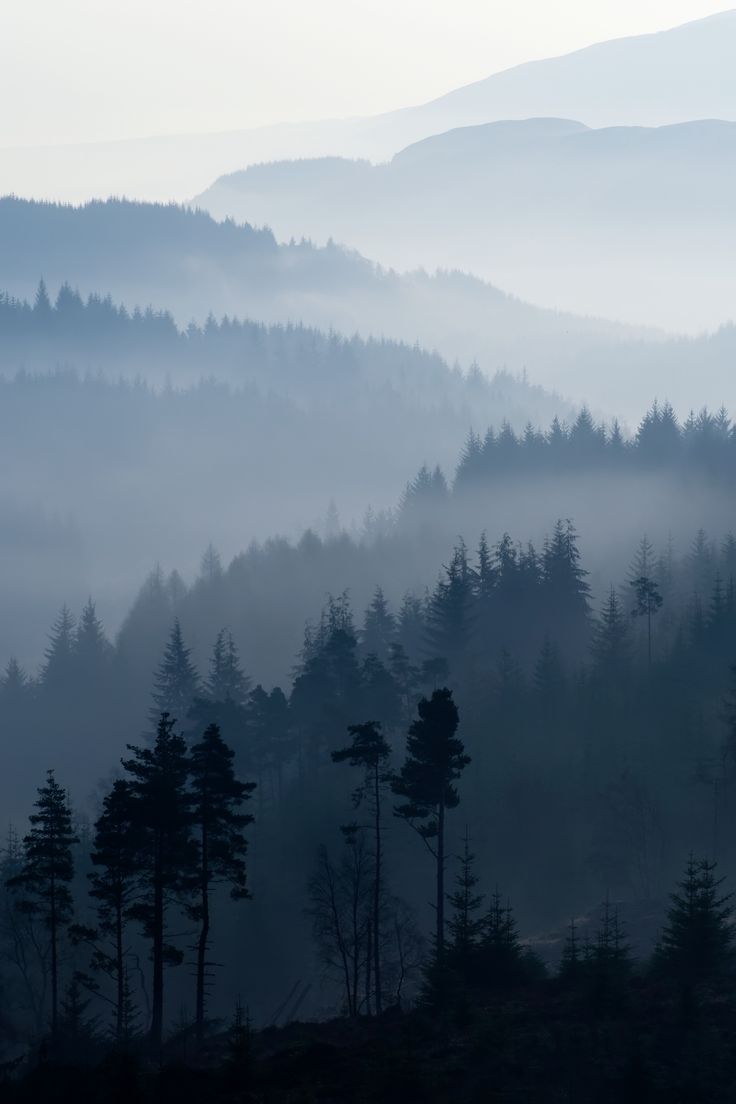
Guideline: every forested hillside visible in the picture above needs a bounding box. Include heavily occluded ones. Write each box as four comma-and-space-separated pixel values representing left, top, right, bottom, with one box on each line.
2, 507, 736, 1076
0, 283, 570, 670
0, 197, 660, 412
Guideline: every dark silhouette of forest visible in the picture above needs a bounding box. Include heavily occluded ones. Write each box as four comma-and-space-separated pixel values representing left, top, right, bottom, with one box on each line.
2, 506, 736, 1095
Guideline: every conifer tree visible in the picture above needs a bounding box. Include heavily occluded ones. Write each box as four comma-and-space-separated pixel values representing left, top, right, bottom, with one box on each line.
479, 891, 527, 989
0, 657, 29, 707
188, 723, 255, 1042
75, 598, 111, 671
446, 829, 484, 977
121, 714, 195, 1049
361, 587, 396, 663
656, 856, 733, 985
425, 541, 475, 675
591, 586, 631, 679
392, 689, 469, 965
206, 628, 250, 705
86, 780, 140, 1041
151, 619, 200, 725
40, 605, 76, 696
630, 576, 663, 669
7, 769, 78, 1039
332, 721, 392, 1014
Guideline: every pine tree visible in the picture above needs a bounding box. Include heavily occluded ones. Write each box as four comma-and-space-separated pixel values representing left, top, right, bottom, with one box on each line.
7, 769, 78, 1039
151, 619, 200, 726
392, 689, 469, 965
656, 856, 733, 985
332, 721, 392, 1014
188, 723, 255, 1042
122, 714, 195, 1049
630, 576, 663, 669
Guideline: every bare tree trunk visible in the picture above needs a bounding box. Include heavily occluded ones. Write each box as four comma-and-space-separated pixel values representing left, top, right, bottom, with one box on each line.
373, 764, 382, 1015
436, 800, 445, 965
150, 838, 164, 1051
196, 823, 210, 1044
50, 874, 58, 1041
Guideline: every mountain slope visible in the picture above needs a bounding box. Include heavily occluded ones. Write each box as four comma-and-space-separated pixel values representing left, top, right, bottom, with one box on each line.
195, 116, 736, 332
0, 196, 656, 409
2, 11, 736, 203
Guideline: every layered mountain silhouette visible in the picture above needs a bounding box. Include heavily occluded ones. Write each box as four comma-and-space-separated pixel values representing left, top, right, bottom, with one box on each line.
0, 196, 657, 409
195, 116, 736, 331
4, 196, 736, 416
2, 10, 736, 203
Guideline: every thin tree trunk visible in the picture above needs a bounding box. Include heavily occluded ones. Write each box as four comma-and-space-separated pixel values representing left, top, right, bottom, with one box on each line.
50, 871, 58, 1040
150, 837, 164, 1051
116, 898, 124, 1041
196, 822, 209, 1044
436, 800, 445, 965
365, 920, 372, 1016
373, 764, 382, 1015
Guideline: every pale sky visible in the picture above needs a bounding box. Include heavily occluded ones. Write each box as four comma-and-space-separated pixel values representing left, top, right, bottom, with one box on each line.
1, 1, 732, 148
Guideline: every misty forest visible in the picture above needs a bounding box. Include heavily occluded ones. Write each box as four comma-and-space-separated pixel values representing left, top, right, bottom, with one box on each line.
4, 7, 736, 1102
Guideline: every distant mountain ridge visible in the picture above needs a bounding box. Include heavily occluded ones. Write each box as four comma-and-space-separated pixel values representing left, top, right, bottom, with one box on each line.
2, 11, 736, 203
195, 116, 736, 332
0, 196, 662, 414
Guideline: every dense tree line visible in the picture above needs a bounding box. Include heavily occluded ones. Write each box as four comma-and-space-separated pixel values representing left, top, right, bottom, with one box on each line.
2, 515, 736, 1053
445, 401, 736, 492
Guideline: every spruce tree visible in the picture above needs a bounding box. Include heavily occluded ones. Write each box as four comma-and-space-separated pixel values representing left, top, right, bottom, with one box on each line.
656, 856, 733, 986
188, 723, 255, 1042
425, 541, 475, 675
446, 829, 484, 978
7, 769, 78, 1039
479, 891, 527, 989
121, 714, 195, 1049
151, 619, 200, 726
591, 586, 631, 679
206, 628, 250, 705
40, 605, 76, 698
392, 688, 469, 965
361, 587, 396, 663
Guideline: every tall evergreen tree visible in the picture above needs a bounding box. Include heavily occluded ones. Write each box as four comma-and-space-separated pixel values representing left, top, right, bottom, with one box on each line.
206, 629, 250, 705
86, 780, 140, 1041
7, 770, 78, 1039
446, 829, 485, 977
591, 586, 631, 679
40, 605, 76, 697
151, 619, 200, 725
392, 689, 469, 966
188, 723, 255, 1042
121, 714, 195, 1049
361, 587, 396, 664
425, 541, 475, 675
656, 856, 733, 986
630, 576, 664, 669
